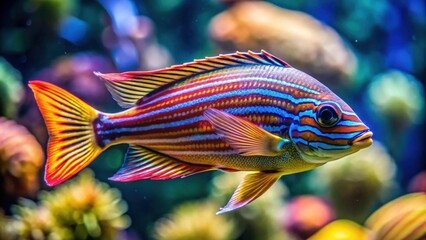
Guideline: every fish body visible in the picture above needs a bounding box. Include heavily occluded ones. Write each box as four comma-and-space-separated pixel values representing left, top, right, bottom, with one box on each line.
97, 66, 321, 172
30, 50, 372, 213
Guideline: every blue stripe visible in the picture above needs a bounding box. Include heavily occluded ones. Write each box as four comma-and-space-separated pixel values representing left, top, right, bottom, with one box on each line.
225, 106, 294, 118
297, 125, 361, 139
310, 141, 350, 150
103, 106, 361, 137
99, 116, 203, 135
139, 88, 320, 119
108, 83, 322, 125
336, 120, 364, 127
116, 125, 288, 145
263, 125, 286, 132
298, 109, 316, 118
101, 105, 292, 135
110, 90, 296, 125
293, 138, 350, 150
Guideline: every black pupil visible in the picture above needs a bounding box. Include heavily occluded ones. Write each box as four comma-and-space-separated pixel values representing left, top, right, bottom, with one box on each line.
320, 107, 335, 123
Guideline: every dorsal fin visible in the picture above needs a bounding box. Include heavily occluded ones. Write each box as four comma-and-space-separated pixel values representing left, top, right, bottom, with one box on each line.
95, 50, 291, 108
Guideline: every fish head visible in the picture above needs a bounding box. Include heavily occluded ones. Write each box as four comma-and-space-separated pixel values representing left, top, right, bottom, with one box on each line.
289, 98, 372, 164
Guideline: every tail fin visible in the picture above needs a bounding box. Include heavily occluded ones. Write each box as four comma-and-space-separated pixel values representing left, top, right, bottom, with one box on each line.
29, 81, 103, 186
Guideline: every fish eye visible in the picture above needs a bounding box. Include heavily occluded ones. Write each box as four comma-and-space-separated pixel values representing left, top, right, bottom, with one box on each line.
316, 104, 341, 127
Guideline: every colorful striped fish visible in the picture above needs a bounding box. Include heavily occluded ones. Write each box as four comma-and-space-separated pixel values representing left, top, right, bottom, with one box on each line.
29, 50, 372, 214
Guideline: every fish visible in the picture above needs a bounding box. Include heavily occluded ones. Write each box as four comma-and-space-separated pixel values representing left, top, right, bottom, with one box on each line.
29, 50, 373, 214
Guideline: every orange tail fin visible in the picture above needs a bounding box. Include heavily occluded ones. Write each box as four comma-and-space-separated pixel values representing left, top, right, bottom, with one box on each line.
29, 81, 103, 186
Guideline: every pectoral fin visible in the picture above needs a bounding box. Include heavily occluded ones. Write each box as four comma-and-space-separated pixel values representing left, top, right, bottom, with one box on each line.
204, 108, 289, 156
217, 172, 282, 214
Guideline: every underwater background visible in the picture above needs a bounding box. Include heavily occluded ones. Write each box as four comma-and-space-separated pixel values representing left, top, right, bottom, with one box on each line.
0, 0, 425, 239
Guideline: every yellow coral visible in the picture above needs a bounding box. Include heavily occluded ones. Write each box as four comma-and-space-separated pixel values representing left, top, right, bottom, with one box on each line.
40, 170, 130, 239
153, 201, 236, 240
0, 211, 20, 240
2, 170, 130, 239
367, 70, 425, 126
365, 193, 426, 240
309, 220, 373, 240
12, 199, 66, 240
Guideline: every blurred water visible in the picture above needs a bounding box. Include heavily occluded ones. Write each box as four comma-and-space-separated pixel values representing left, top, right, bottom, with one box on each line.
0, 0, 424, 239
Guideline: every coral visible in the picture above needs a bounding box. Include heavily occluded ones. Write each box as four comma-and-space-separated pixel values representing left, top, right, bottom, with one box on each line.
0, 118, 44, 209
40, 170, 131, 239
210, 172, 289, 240
409, 171, 426, 193
153, 201, 236, 240
309, 219, 373, 240
310, 141, 397, 222
1, 170, 130, 240
281, 195, 335, 239
209, 1, 357, 88
0, 210, 19, 240
11, 199, 64, 240
365, 192, 426, 240
0, 57, 24, 118
367, 70, 425, 158
367, 70, 425, 128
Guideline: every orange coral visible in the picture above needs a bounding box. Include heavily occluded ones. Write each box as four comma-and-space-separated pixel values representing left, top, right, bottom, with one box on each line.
209, 1, 357, 88
0, 118, 44, 205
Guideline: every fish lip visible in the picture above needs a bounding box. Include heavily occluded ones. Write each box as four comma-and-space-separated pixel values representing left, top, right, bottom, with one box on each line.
350, 130, 373, 147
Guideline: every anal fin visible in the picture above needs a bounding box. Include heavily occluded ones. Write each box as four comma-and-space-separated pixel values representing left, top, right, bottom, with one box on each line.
217, 172, 282, 214
110, 145, 212, 181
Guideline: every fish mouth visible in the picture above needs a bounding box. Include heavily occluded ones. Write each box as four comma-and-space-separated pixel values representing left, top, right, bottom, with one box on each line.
350, 130, 373, 148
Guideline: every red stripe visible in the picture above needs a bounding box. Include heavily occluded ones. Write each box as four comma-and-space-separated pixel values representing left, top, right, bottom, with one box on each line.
146, 139, 233, 152
104, 95, 289, 140
300, 117, 366, 133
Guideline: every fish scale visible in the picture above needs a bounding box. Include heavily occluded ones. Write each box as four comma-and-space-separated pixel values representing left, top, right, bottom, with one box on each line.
29, 50, 372, 213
